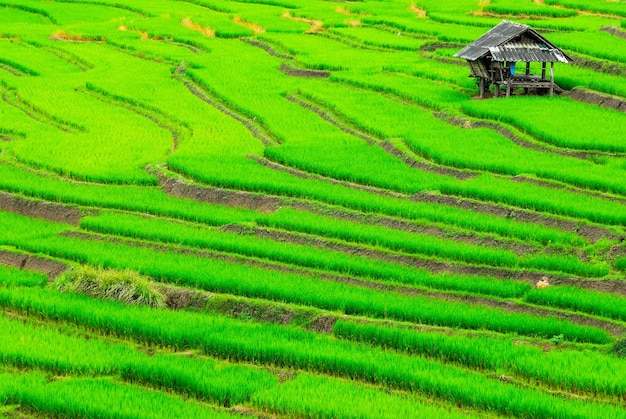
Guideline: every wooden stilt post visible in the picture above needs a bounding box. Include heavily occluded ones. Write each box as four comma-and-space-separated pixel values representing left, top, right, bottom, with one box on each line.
479, 77, 485, 98
506, 82, 511, 98
494, 83, 500, 98
541, 62, 546, 79
524, 62, 530, 95
549, 62, 554, 97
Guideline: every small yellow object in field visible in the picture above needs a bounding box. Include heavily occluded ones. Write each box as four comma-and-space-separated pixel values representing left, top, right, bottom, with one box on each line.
535, 276, 550, 289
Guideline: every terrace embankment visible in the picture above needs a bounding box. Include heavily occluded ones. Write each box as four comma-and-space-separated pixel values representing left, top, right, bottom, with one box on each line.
279, 62, 330, 78
411, 191, 617, 244
60, 229, 626, 332
0, 192, 82, 225
438, 112, 593, 160
221, 224, 626, 296
151, 168, 282, 212
566, 88, 626, 113
285, 93, 477, 180
291, 202, 543, 255
174, 74, 280, 147
249, 155, 405, 198
0, 250, 68, 279
242, 39, 293, 59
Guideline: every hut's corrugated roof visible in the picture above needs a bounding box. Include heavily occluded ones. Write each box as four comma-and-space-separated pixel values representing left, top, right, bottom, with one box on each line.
453, 20, 573, 63
490, 42, 570, 63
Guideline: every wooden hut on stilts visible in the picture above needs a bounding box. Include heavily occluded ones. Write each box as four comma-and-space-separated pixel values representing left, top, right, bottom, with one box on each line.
454, 21, 573, 98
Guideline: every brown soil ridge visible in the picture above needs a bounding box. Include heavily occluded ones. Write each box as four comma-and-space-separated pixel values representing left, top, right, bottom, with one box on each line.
249, 155, 405, 198
318, 32, 389, 53
221, 224, 606, 287
102, 42, 178, 66
566, 87, 626, 114
60, 231, 626, 334
308, 315, 338, 333
0, 192, 82, 225
411, 191, 617, 244
175, 74, 280, 147
242, 38, 293, 59
0, 250, 68, 279
80, 86, 185, 153
1, 89, 81, 134
151, 168, 281, 213
571, 53, 626, 78
293, 201, 546, 256
419, 42, 465, 52
23, 39, 93, 72
438, 111, 593, 160
279, 62, 330, 78
0, 65, 25, 77
42, 47, 93, 71
508, 175, 626, 207
441, 293, 625, 337
163, 40, 203, 54
600, 26, 626, 41
158, 284, 211, 310
285, 93, 476, 180
381, 140, 477, 180
285, 93, 377, 145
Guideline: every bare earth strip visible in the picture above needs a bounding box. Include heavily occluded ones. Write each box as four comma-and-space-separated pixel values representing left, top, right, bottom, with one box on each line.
0, 192, 82, 225
0, 250, 68, 279
57, 230, 626, 335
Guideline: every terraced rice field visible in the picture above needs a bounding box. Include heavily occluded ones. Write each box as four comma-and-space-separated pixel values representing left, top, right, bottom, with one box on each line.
0, 0, 626, 417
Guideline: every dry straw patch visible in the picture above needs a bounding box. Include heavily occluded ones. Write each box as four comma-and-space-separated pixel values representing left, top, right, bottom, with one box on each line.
336, 6, 364, 26
335, 7, 369, 16
233, 16, 265, 34
49, 30, 103, 42
408, 4, 427, 18
118, 25, 149, 40
282, 12, 324, 33
181, 17, 215, 37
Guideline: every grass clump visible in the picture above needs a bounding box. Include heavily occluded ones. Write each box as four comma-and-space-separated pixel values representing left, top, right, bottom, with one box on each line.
614, 339, 626, 358
56, 265, 166, 309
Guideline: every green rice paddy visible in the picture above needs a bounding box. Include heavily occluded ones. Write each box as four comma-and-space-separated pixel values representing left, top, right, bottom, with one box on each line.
0, 0, 625, 417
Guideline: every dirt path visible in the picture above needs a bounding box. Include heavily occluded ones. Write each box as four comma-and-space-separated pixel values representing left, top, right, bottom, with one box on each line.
222, 223, 543, 268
